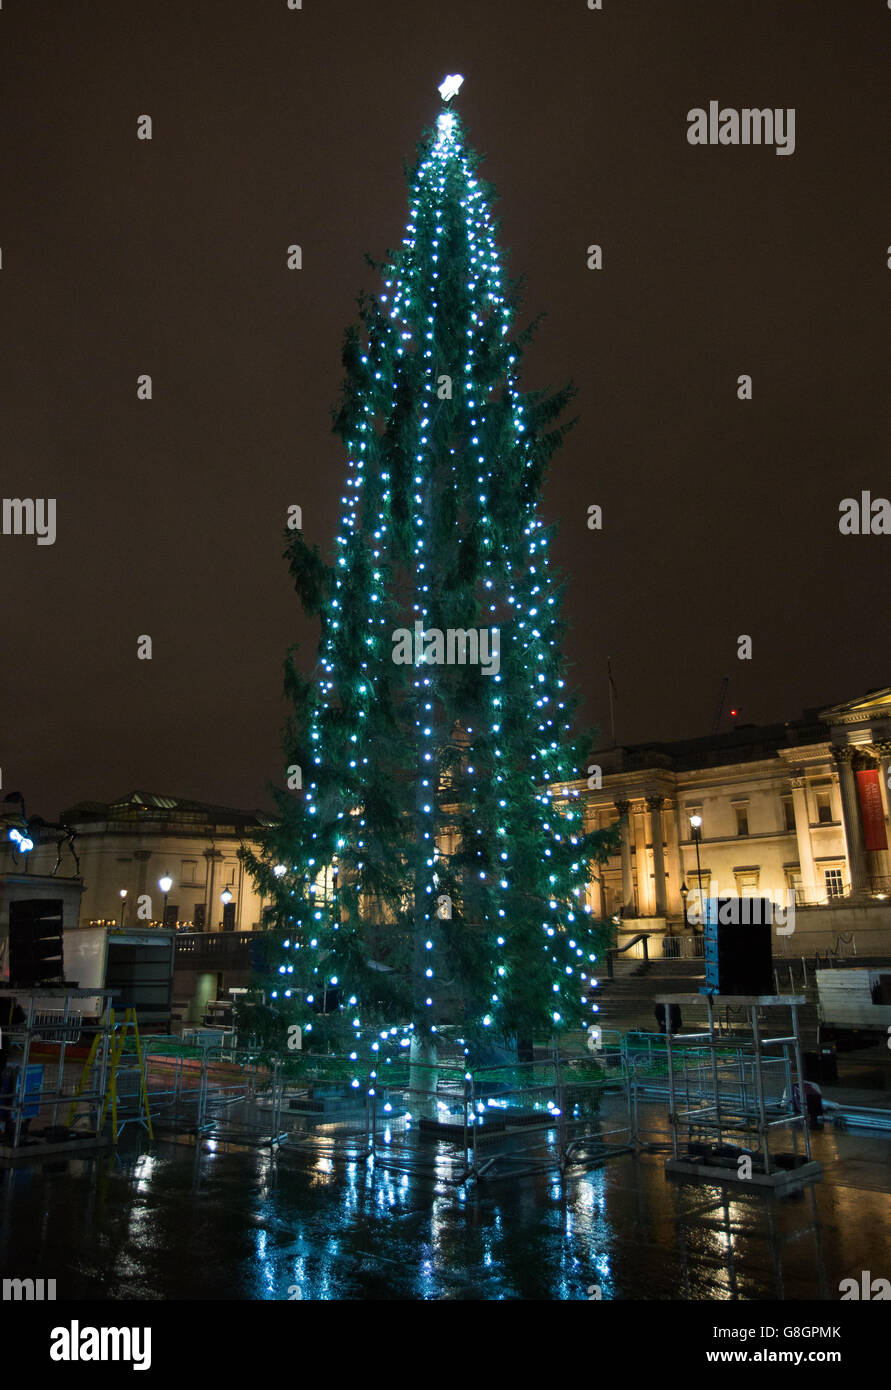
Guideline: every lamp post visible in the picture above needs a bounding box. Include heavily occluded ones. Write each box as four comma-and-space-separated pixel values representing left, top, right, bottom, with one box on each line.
159, 875, 173, 928
689, 816, 705, 925
220, 886, 233, 931
119, 888, 128, 928
679, 880, 689, 931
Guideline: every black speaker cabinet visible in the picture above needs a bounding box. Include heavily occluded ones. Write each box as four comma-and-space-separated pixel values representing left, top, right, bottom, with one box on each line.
8, 898, 65, 988
702, 897, 773, 996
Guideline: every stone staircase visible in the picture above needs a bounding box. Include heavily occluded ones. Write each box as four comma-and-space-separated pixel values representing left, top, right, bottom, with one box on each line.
593, 956, 823, 1040
593, 957, 706, 1033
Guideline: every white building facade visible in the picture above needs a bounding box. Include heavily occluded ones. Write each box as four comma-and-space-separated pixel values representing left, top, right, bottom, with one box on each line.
556, 687, 891, 956
1, 791, 274, 933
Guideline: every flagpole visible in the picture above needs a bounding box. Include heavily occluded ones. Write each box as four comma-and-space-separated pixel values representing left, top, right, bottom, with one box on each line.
607, 657, 617, 748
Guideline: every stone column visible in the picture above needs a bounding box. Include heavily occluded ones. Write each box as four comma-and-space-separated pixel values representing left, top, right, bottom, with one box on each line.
235, 857, 246, 931
664, 798, 684, 915
204, 848, 223, 931
614, 800, 635, 916
586, 806, 604, 917
874, 741, 891, 816
832, 747, 868, 895
633, 805, 653, 916
647, 795, 667, 916
789, 774, 818, 903
133, 850, 152, 919
869, 741, 891, 883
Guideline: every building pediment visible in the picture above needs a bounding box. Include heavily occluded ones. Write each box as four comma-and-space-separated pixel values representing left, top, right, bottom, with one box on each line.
820, 687, 891, 729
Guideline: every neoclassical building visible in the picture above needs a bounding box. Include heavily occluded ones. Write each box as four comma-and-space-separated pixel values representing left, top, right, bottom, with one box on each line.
555, 686, 891, 954
1, 791, 274, 932
5, 688, 890, 961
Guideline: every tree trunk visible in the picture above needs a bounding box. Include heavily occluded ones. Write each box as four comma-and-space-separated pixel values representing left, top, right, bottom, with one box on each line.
409, 1034, 439, 1120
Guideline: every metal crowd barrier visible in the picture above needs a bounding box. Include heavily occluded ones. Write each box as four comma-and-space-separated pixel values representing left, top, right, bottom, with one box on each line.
138, 1027, 866, 1181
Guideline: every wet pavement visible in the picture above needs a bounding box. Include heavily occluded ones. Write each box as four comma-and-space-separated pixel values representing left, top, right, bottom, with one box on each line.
0, 1112, 888, 1300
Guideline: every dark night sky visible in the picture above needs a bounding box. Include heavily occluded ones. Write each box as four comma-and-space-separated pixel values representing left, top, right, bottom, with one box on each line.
2, 0, 889, 819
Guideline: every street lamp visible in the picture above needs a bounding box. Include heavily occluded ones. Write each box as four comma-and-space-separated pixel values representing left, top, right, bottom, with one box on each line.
689, 816, 705, 924
220, 886, 233, 930
119, 888, 128, 928
679, 880, 688, 931
159, 875, 173, 928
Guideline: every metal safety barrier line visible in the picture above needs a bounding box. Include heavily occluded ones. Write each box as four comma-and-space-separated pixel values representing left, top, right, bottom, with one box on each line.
830, 1105, 891, 1132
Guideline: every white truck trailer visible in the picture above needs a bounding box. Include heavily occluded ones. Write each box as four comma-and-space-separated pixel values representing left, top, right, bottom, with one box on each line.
816, 968, 891, 1046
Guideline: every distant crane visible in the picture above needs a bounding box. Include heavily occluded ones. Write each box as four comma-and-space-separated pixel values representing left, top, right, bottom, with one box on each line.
711, 676, 729, 735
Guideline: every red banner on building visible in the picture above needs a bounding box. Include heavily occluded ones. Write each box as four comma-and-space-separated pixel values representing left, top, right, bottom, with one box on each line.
856, 768, 888, 851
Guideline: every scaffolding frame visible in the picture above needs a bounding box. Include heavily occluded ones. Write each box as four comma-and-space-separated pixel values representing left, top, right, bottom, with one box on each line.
0, 986, 118, 1157
655, 992, 823, 1190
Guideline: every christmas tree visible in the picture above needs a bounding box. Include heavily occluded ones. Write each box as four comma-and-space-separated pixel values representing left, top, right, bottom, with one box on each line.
244, 79, 617, 1079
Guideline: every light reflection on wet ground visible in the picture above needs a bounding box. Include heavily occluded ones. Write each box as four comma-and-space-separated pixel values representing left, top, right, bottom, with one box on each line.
0, 1122, 888, 1300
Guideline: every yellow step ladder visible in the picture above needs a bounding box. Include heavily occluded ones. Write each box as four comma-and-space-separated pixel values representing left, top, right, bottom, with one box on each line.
67, 1008, 153, 1143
